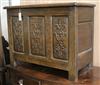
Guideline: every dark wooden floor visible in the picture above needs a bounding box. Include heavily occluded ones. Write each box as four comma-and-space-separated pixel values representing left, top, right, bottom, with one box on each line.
11, 66, 100, 85
74, 67, 100, 85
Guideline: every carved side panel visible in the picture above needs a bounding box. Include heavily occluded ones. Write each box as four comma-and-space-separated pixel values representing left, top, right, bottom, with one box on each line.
52, 16, 68, 60
29, 17, 45, 56
12, 17, 24, 52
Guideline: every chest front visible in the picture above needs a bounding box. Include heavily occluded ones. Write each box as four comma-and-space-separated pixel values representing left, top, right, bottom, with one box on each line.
5, 3, 95, 80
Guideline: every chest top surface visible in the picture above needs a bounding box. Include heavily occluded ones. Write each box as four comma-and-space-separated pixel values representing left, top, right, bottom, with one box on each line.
4, 2, 95, 9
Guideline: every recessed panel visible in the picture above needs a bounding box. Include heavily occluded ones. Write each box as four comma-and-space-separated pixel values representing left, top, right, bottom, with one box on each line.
12, 17, 24, 52
78, 22, 92, 53
78, 7, 93, 22
29, 17, 45, 56
52, 16, 68, 60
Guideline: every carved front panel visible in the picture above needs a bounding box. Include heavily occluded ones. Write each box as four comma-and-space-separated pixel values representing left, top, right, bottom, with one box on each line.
12, 17, 24, 52
29, 17, 45, 56
52, 16, 68, 60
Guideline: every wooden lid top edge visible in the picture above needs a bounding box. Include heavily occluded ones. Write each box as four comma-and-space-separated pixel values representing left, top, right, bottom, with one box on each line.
4, 2, 95, 9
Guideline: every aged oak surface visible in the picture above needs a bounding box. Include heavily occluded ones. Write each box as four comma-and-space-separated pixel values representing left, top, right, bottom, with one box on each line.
4, 3, 95, 80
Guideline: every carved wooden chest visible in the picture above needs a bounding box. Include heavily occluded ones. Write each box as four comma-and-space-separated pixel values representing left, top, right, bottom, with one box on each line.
4, 3, 95, 80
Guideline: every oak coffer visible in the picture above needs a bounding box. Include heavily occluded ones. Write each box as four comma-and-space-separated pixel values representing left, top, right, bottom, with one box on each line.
4, 3, 95, 80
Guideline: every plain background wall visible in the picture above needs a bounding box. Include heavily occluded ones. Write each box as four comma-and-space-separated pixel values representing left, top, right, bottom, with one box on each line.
0, 0, 9, 40
0, 0, 100, 67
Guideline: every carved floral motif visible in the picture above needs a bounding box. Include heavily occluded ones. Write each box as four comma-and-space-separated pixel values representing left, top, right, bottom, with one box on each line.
12, 17, 24, 52
52, 17, 68, 60
29, 17, 45, 56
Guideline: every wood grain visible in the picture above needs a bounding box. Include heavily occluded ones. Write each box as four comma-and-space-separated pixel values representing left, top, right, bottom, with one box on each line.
5, 3, 95, 81
7, 65, 100, 85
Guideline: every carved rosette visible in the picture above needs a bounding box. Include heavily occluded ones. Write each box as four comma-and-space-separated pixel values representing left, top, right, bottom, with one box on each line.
12, 17, 24, 52
29, 17, 45, 56
52, 16, 68, 60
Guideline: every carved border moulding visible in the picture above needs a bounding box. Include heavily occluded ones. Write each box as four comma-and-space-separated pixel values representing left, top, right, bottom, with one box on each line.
29, 17, 46, 56
52, 16, 68, 60
12, 17, 24, 52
